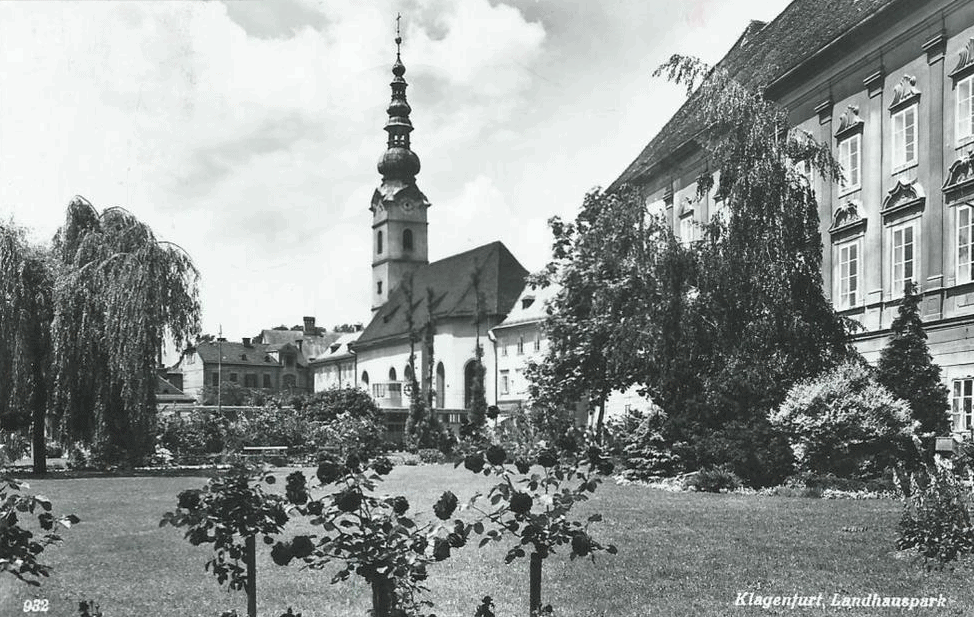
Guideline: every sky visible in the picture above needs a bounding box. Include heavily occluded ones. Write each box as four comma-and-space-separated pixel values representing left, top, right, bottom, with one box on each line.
0, 0, 791, 355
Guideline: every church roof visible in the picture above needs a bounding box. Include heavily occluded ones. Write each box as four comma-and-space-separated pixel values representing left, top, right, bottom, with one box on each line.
608, 0, 904, 191
355, 241, 529, 348
493, 282, 561, 330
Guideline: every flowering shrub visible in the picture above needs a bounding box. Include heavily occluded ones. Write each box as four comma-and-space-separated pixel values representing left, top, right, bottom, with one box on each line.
685, 467, 741, 493
275, 453, 467, 617
0, 475, 79, 585
770, 361, 913, 478
456, 429, 617, 616
897, 463, 974, 569
160, 463, 289, 616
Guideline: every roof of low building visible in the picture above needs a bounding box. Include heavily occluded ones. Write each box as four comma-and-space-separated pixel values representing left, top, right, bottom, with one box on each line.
356, 241, 529, 347
156, 375, 195, 403
493, 282, 561, 330
608, 0, 904, 192
311, 332, 362, 365
257, 329, 341, 361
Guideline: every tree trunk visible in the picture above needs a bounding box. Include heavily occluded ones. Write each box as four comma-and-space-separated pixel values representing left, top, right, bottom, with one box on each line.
245, 535, 257, 617
31, 373, 46, 475
595, 397, 606, 444
371, 577, 395, 617
529, 551, 542, 616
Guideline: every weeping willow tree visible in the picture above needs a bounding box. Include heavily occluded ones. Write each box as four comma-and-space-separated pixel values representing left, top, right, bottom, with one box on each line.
51, 197, 200, 466
0, 222, 54, 473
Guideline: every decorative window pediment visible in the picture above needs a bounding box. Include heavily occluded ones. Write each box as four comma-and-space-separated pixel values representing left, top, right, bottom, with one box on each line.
882, 179, 925, 220
950, 38, 974, 80
835, 105, 864, 139
889, 75, 921, 112
943, 151, 974, 197
829, 199, 866, 236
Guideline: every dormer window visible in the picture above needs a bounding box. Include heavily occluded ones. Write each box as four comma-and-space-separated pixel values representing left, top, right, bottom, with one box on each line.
521, 296, 535, 310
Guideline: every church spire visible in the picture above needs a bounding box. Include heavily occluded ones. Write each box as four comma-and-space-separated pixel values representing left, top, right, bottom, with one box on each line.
377, 14, 421, 181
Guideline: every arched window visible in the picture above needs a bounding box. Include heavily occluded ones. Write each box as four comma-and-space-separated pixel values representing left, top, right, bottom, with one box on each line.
404, 365, 413, 382
436, 362, 445, 409
464, 361, 477, 409
403, 228, 414, 251
361, 371, 370, 388
377, 230, 384, 254
389, 367, 397, 382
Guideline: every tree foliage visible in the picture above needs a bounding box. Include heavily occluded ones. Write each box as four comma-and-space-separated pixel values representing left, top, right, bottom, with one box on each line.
51, 197, 201, 466
876, 281, 950, 444
0, 222, 54, 472
532, 56, 854, 485
0, 475, 79, 585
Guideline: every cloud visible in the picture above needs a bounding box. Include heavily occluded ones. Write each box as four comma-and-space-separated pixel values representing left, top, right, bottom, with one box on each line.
221, 0, 330, 40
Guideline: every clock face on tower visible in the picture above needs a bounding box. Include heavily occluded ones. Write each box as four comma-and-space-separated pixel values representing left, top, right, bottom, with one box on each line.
400, 198, 414, 213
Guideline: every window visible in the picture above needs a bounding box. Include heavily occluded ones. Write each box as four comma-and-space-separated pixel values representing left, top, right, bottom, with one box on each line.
377, 281, 383, 295
514, 368, 523, 394
891, 221, 918, 296
959, 205, 974, 284
501, 341, 508, 357
500, 370, 510, 395
285, 354, 295, 368
377, 230, 384, 254
211, 372, 220, 387
262, 374, 272, 389
835, 239, 861, 309
403, 228, 414, 251
533, 334, 541, 352
389, 367, 397, 382
953, 378, 974, 432
958, 75, 974, 142
891, 105, 917, 169
448, 413, 462, 424
229, 372, 238, 383
679, 215, 694, 246
838, 134, 861, 193
517, 335, 524, 355
361, 371, 370, 387
244, 373, 257, 388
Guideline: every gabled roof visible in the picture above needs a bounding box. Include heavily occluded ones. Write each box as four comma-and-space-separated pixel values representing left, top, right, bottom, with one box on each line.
310, 332, 361, 365
356, 241, 529, 348
493, 282, 560, 330
608, 0, 905, 191
193, 340, 304, 368
257, 329, 341, 361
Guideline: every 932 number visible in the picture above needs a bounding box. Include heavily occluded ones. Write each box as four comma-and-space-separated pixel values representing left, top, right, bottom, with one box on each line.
23, 599, 49, 612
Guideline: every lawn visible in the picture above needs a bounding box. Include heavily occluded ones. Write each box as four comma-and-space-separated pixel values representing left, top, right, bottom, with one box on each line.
0, 465, 972, 617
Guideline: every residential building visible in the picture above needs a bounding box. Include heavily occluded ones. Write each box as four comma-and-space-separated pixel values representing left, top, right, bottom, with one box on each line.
175, 338, 311, 400
609, 0, 974, 433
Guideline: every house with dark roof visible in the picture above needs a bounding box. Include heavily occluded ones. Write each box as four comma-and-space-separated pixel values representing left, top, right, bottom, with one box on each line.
176, 338, 310, 400
310, 331, 361, 391
610, 0, 974, 433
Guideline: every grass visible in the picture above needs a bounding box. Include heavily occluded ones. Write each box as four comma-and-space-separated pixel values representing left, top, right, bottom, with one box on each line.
1, 465, 973, 617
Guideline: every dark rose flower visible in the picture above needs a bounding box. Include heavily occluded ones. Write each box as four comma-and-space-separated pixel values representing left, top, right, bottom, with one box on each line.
371, 456, 394, 476
411, 564, 428, 581
335, 489, 363, 513
514, 459, 531, 474
537, 449, 559, 468
463, 453, 485, 474
285, 471, 308, 505
433, 537, 451, 561
486, 445, 507, 466
447, 532, 465, 548
392, 496, 409, 515
433, 491, 458, 520
411, 535, 428, 554
571, 532, 592, 557
316, 459, 342, 485
345, 453, 361, 472
305, 500, 323, 516
177, 489, 202, 511
290, 535, 314, 559
486, 405, 499, 419
271, 542, 293, 566
263, 535, 275, 545
509, 492, 533, 515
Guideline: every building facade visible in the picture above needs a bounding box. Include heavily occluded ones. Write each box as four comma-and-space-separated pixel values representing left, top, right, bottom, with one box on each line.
610, 0, 974, 433
176, 339, 311, 400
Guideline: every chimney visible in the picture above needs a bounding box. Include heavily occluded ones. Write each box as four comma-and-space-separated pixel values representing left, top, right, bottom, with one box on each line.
303, 315, 316, 335
242, 337, 251, 347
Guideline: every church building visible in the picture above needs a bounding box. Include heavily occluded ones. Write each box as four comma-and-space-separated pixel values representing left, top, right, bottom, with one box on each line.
312, 32, 529, 437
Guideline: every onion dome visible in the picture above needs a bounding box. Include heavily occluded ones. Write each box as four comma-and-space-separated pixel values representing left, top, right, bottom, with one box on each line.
377, 29, 421, 181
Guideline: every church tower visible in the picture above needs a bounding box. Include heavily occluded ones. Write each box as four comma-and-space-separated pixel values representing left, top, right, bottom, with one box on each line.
370, 21, 430, 312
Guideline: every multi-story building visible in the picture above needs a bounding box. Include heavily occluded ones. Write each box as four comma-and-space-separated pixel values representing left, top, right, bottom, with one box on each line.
176, 338, 311, 399
609, 0, 974, 433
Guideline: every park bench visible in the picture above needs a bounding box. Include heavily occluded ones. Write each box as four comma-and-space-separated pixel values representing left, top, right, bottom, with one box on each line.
241, 445, 289, 465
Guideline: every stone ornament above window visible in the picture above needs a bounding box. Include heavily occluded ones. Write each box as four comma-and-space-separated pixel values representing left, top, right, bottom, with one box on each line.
829, 199, 866, 235
950, 37, 974, 80
834, 105, 864, 139
888, 75, 921, 112
943, 151, 974, 197
677, 195, 695, 217
881, 179, 925, 218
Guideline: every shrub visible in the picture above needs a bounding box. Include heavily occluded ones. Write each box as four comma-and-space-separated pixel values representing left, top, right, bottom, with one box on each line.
619, 410, 680, 481
685, 467, 741, 493
897, 464, 974, 569
769, 361, 914, 479
301, 387, 380, 423
45, 441, 63, 459
0, 431, 30, 465
418, 448, 445, 464
0, 474, 79, 584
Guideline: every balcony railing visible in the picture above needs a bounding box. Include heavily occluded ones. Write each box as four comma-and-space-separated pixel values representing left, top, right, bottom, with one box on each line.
372, 381, 404, 407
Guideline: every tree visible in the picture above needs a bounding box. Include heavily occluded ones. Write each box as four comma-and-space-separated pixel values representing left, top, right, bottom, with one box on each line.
402, 275, 447, 450
0, 222, 54, 473
876, 281, 950, 448
462, 269, 489, 437
533, 56, 854, 485
51, 196, 201, 466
